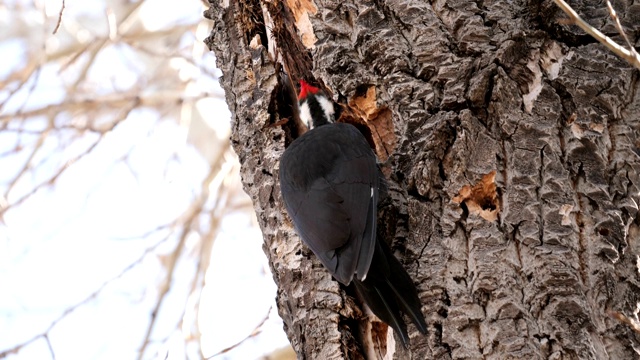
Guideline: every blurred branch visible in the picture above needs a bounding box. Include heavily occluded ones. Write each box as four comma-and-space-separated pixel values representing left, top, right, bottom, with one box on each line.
137, 139, 231, 360
206, 307, 272, 359
0, 137, 101, 217
190, 150, 236, 357
0, 92, 218, 124
607, 310, 640, 334
172, 167, 234, 359
3, 122, 50, 199
44, 335, 56, 360
552, 0, 640, 69
0, 62, 41, 117
136, 215, 192, 360
0, 234, 173, 358
52, 0, 65, 34
0, 101, 135, 217
0, 2, 260, 360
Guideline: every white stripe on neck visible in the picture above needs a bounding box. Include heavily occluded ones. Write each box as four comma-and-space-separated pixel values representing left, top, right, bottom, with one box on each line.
317, 95, 335, 124
299, 101, 312, 128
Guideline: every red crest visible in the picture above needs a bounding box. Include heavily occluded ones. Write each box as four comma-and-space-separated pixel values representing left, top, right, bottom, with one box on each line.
298, 80, 320, 100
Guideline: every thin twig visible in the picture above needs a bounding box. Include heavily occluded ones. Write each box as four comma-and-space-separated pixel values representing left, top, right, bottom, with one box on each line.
551, 0, 640, 69
206, 307, 273, 359
0, 236, 172, 358
52, 0, 65, 34
0, 137, 100, 217
3, 125, 51, 199
607, 310, 640, 334
136, 160, 223, 360
44, 335, 56, 360
0, 61, 41, 116
136, 227, 191, 360
605, 0, 639, 60
0, 92, 214, 123
0, 101, 135, 216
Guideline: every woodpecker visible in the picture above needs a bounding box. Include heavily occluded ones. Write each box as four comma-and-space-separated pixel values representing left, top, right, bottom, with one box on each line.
279, 80, 427, 347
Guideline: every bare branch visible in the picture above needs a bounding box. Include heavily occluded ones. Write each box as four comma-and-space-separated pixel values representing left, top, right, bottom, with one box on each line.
136, 226, 191, 360
605, 0, 639, 60
3, 122, 51, 199
0, 62, 42, 116
44, 335, 56, 360
0, 235, 172, 358
2, 2, 242, 359
0, 100, 137, 217
205, 307, 272, 359
607, 310, 640, 334
551, 0, 640, 69
52, 0, 65, 34
0, 137, 100, 217
136, 143, 230, 359
0, 92, 215, 124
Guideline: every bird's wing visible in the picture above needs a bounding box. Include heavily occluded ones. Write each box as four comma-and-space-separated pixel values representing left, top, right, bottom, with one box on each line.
280, 124, 378, 285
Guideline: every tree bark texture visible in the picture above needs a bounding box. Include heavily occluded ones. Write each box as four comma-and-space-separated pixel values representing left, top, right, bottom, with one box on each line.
204, 0, 640, 358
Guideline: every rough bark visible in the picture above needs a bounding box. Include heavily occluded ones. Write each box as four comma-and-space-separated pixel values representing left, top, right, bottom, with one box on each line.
204, 0, 640, 358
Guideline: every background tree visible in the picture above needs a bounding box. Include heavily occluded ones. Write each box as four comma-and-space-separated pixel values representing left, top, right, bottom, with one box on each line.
0, 1, 291, 359
205, 0, 640, 358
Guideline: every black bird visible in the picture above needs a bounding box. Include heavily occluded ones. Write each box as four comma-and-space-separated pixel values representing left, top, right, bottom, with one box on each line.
278, 80, 427, 346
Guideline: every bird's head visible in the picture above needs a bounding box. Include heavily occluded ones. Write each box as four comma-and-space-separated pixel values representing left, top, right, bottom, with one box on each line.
298, 80, 335, 129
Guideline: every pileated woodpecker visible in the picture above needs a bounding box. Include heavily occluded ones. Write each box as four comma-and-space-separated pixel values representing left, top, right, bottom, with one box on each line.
279, 80, 427, 346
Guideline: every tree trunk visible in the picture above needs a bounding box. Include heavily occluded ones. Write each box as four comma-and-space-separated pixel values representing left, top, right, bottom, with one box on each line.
204, 0, 640, 358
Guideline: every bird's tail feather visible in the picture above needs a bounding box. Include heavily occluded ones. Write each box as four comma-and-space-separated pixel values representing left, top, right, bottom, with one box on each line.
353, 239, 427, 348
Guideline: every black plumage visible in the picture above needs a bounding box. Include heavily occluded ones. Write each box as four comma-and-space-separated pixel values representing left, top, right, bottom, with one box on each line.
280, 123, 377, 284
279, 121, 427, 346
